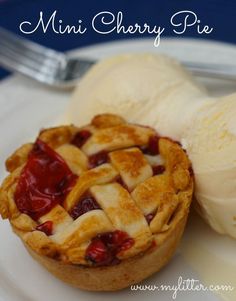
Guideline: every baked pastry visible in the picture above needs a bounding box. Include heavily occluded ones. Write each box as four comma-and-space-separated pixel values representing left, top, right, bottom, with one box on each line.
0, 114, 193, 291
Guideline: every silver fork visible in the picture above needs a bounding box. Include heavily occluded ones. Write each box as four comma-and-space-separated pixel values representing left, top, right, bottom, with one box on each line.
1, 27, 236, 88
0, 28, 95, 87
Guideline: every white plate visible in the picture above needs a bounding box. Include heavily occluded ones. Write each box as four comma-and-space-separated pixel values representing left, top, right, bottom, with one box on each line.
1, 37, 236, 301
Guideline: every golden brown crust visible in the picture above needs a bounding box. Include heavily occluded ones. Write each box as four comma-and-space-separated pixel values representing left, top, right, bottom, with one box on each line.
0, 114, 193, 290
91, 113, 126, 128
39, 126, 78, 149
24, 212, 188, 291
6, 143, 33, 173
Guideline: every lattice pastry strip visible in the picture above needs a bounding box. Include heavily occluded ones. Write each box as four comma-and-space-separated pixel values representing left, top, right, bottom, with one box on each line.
90, 183, 152, 259
149, 193, 180, 233
82, 124, 155, 155
56, 144, 88, 175
109, 148, 153, 191
64, 163, 118, 211
39, 205, 73, 234
65, 242, 90, 264
38, 126, 77, 149
51, 210, 114, 249
131, 136, 192, 234
131, 174, 175, 216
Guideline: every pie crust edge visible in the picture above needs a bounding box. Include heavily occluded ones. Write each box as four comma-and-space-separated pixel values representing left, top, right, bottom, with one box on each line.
0, 113, 193, 290
23, 211, 188, 291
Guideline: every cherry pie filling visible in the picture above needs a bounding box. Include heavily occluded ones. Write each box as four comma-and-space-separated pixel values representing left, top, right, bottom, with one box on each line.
36, 221, 53, 236
116, 176, 128, 190
70, 194, 101, 220
145, 213, 156, 224
14, 132, 166, 265
142, 135, 160, 155
85, 230, 134, 266
71, 130, 92, 148
14, 139, 78, 221
152, 165, 165, 176
89, 151, 109, 168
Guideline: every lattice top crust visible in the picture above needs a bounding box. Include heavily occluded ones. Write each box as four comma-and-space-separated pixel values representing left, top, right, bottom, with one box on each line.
0, 114, 193, 266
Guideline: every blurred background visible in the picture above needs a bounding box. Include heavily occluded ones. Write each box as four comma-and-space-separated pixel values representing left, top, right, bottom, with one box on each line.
0, 0, 235, 80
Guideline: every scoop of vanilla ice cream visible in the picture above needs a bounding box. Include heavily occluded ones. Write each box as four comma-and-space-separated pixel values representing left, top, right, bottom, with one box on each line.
65, 53, 236, 239
183, 93, 236, 238
65, 53, 213, 141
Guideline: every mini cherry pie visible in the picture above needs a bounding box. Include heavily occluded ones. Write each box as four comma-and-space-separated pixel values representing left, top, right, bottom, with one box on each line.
0, 114, 193, 291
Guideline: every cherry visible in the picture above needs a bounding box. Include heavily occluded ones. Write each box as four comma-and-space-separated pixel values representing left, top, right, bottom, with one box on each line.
85, 230, 134, 266
36, 221, 53, 236
143, 135, 160, 155
70, 195, 101, 219
71, 130, 91, 148
112, 230, 134, 251
85, 239, 112, 265
145, 213, 155, 224
89, 151, 108, 168
152, 165, 165, 176
116, 176, 128, 190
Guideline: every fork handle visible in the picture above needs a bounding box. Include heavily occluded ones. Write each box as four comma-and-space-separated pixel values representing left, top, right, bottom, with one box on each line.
183, 62, 236, 81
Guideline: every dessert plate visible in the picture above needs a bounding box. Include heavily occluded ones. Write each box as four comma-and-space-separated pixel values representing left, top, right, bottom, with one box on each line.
1, 37, 236, 301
